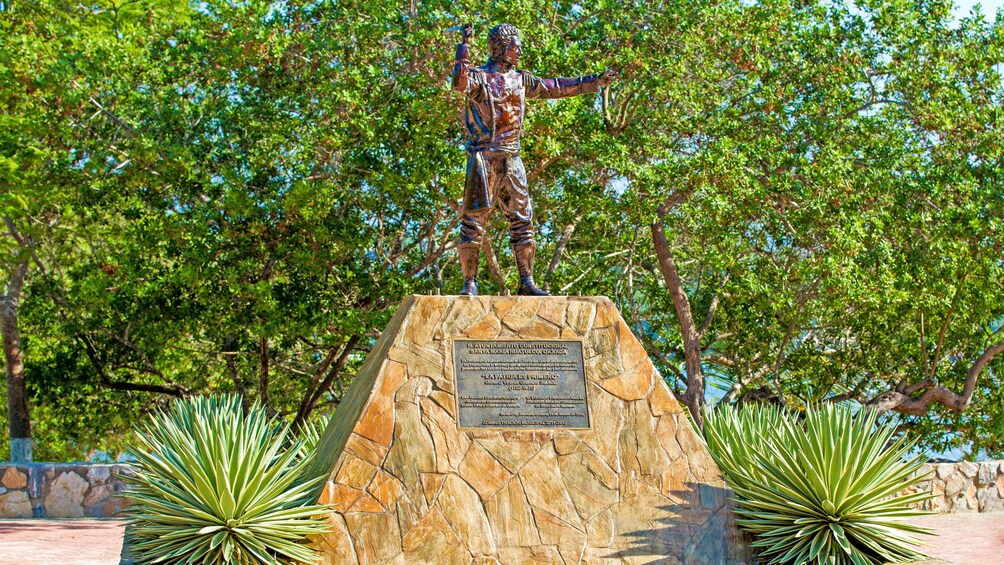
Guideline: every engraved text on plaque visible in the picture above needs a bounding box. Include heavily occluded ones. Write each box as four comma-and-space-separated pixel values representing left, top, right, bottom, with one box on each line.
454, 340, 589, 429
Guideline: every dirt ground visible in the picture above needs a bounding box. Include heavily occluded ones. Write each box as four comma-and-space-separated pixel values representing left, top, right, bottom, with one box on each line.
0, 514, 1000, 564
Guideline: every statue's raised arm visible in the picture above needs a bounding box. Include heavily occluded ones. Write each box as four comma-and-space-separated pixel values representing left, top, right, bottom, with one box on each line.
450, 23, 476, 96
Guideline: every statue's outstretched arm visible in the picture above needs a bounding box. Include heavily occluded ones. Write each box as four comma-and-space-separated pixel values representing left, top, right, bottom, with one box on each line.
524, 69, 618, 100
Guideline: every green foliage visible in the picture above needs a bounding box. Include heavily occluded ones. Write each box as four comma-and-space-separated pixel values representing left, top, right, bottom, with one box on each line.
1, 0, 1001, 460
703, 404, 933, 564
123, 395, 330, 564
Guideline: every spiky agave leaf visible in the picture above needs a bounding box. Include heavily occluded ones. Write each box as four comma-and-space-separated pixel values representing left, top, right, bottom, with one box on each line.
703, 403, 933, 565
123, 395, 331, 564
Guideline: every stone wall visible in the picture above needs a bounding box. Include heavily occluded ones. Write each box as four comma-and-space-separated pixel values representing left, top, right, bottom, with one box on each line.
906, 461, 1004, 513
0, 463, 133, 518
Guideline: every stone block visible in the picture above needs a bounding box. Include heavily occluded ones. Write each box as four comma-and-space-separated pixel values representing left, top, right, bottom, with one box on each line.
308, 296, 746, 562
312, 513, 358, 565
83, 482, 127, 517
344, 433, 389, 468
519, 445, 582, 529
944, 473, 967, 498
648, 381, 684, 416
402, 509, 471, 565
335, 454, 378, 490
420, 396, 470, 473
977, 461, 999, 486
368, 471, 405, 509
403, 296, 447, 347
499, 298, 539, 332
565, 300, 595, 336
599, 364, 652, 401
478, 437, 543, 475
536, 300, 565, 327
619, 401, 669, 478
935, 463, 955, 481
2, 467, 27, 490
436, 474, 496, 555
318, 482, 363, 514
43, 471, 88, 518
0, 491, 32, 518
518, 318, 561, 339
592, 302, 620, 329
958, 461, 979, 478
486, 477, 540, 548
964, 483, 979, 510
979, 492, 1004, 512
467, 315, 501, 339
435, 299, 486, 340
459, 442, 512, 500
558, 448, 618, 521
395, 482, 428, 538
87, 465, 112, 485
534, 505, 587, 564
345, 512, 401, 563
348, 492, 384, 513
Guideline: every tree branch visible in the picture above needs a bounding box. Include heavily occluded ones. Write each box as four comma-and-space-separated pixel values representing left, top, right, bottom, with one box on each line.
77, 333, 187, 397
868, 336, 1004, 416
697, 272, 729, 338
543, 211, 582, 292
294, 342, 342, 428
482, 237, 507, 292
405, 214, 460, 277
296, 334, 361, 429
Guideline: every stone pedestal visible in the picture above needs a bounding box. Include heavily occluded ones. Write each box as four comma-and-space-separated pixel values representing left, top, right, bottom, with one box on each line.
307, 295, 748, 564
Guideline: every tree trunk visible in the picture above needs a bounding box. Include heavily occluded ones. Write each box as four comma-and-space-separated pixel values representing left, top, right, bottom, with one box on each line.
651, 220, 705, 431
259, 336, 270, 410
483, 238, 507, 294
222, 336, 249, 413
293, 334, 361, 430
2, 260, 31, 462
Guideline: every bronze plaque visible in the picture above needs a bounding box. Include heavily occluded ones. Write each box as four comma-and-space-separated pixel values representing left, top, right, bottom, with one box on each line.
454, 340, 589, 429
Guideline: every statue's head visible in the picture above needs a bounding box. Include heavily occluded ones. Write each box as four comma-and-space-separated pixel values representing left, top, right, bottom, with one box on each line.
488, 23, 522, 67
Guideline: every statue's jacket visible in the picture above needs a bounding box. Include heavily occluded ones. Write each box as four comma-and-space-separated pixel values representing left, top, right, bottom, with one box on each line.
452, 45, 601, 154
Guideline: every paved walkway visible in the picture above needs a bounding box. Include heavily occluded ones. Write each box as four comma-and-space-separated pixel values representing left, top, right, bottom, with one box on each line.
904, 513, 1004, 564
0, 520, 125, 564
0, 514, 1000, 564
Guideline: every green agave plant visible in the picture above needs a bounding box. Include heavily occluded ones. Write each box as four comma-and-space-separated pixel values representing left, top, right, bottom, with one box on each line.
123, 395, 331, 564
703, 403, 933, 565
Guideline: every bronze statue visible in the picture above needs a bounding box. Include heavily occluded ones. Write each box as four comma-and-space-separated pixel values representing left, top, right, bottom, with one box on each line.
451, 23, 617, 296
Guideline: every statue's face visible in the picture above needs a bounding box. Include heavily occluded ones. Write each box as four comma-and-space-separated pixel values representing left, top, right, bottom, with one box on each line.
502, 36, 522, 66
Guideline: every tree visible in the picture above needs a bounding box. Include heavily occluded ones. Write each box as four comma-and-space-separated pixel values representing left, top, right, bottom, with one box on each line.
3, 0, 1002, 459
546, 0, 1003, 451
0, 0, 194, 459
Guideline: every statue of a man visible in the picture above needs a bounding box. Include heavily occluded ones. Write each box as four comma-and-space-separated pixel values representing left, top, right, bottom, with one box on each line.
451, 23, 616, 296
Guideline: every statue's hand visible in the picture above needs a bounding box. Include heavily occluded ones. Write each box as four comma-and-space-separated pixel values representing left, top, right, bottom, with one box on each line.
461, 23, 475, 43
598, 69, 619, 87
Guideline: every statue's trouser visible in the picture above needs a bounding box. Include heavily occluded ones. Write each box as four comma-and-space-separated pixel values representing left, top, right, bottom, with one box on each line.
458, 151, 549, 295
458, 247, 479, 296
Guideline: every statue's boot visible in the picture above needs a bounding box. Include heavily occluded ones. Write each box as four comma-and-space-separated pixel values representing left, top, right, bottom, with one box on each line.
459, 247, 480, 296
513, 243, 550, 296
